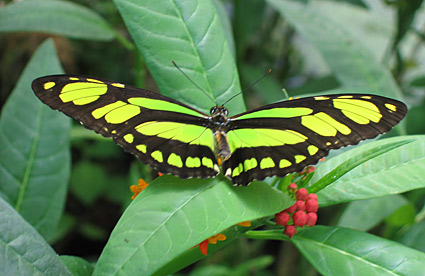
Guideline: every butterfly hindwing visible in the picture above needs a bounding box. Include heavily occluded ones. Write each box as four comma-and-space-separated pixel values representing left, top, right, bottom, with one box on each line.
223, 94, 407, 185
32, 75, 219, 179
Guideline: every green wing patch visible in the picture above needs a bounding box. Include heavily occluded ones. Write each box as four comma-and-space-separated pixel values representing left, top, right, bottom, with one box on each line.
223, 94, 407, 185
32, 75, 219, 179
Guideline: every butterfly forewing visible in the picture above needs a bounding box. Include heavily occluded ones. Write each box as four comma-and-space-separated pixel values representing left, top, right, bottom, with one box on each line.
222, 94, 407, 185
33, 75, 407, 186
32, 75, 219, 179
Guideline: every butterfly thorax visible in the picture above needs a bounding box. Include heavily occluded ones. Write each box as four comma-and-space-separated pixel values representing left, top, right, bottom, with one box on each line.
210, 106, 231, 165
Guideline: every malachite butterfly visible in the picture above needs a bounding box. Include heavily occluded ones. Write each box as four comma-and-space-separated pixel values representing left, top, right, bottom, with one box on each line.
32, 75, 407, 186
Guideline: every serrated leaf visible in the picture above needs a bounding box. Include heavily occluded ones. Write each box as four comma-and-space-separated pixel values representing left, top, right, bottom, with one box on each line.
113, 0, 244, 115
292, 226, 425, 276
0, 0, 115, 41
0, 197, 72, 276
0, 39, 70, 239
337, 195, 407, 231
267, 0, 404, 99
311, 136, 425, 206
93, 176, 291, 276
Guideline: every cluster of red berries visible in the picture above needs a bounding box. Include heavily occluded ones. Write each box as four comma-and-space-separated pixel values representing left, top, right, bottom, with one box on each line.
275, 183, 319, 238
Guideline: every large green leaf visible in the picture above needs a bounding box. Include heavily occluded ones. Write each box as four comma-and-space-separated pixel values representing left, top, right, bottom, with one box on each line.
337, 195, 407, 231
113, 0, 244, 115
0, 197, 72, 276
0, 0, 115, 41
311, 136, 425, 206
267, 0, 403, 99
0, 39, 70, 239
292, 226, 425, 275
93, 176, 291, 276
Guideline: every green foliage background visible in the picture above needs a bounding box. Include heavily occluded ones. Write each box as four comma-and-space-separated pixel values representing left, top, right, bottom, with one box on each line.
1, 0, 425, 275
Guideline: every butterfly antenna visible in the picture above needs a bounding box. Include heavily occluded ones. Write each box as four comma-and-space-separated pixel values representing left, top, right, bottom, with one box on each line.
221, 69, 272, 106
172, 61, 216, 104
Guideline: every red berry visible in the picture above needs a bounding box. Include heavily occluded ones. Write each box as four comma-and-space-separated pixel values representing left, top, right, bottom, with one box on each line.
295, 188, 308, 201
284, 225, 297, 238
305, 199, 319, 213
293, 211, 307, 227
306, 212, 318, 227
285, 204, 297, 213
275, 211, 290, 226
295, 200, 306, 211
288, 183, 298, 191
306, 193, 318, 201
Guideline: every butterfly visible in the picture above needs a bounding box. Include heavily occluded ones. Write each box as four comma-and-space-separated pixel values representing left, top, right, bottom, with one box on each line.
32, 75, 407, 186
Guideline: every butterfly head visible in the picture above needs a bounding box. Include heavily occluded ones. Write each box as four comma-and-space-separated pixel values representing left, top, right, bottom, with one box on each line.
210, 106, 229, 125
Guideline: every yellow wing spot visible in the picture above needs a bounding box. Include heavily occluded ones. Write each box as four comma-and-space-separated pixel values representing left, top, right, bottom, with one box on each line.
73, 96, 100, 105
151, 151, 163, 163
260, 157, 275, 169
301, 112, 351, 136
202, 157, 214, 169
92, 101, 127, 119
104, 105, 141, 124
279, 159, 291, 168
111, 83, 125, 88
136, 144, 147, 153
361, 96, 372, 99
86, 78, 104, 83
315, 96, 329, 100
326, 142, 332, 146
214, 164, 220, 173
337, 95, 353, 99
111, 130, 117, 134
244, 158, 258, 171
168, 153, 183, 168
123, 134, 134, 143
334, 99, 382, 124
232, 163, 244, 177
385, 103, 397, 112
186, 156, 201, 168
60, 82, 108, 102
307, 145, 319, 155
295, 155, 306, 163
69, 77, 79, 80
43, 81, 56, 90
289, 97, 293, 100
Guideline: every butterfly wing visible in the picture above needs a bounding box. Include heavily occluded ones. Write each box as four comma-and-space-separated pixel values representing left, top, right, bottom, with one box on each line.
222, 94, 407, 185
32, 75, 219, 179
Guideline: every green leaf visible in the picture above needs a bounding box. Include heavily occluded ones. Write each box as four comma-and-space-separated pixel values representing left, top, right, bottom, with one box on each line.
311, 136, 425, 206
0, 197, 72, 276
93, 176, 291, 276
292, 226, 425, 276
337, 195, 407, 231
60, 256, 94, 276
396, 220, 425, 253
211, 0, 236, 58
0, 0, 115, 41
308, 138, 412, 194
70, 161, 108, 206
267, 0, 404, 98
239, 63, 284, 104
0, 39, 70, 239
113, 0, 244, 115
